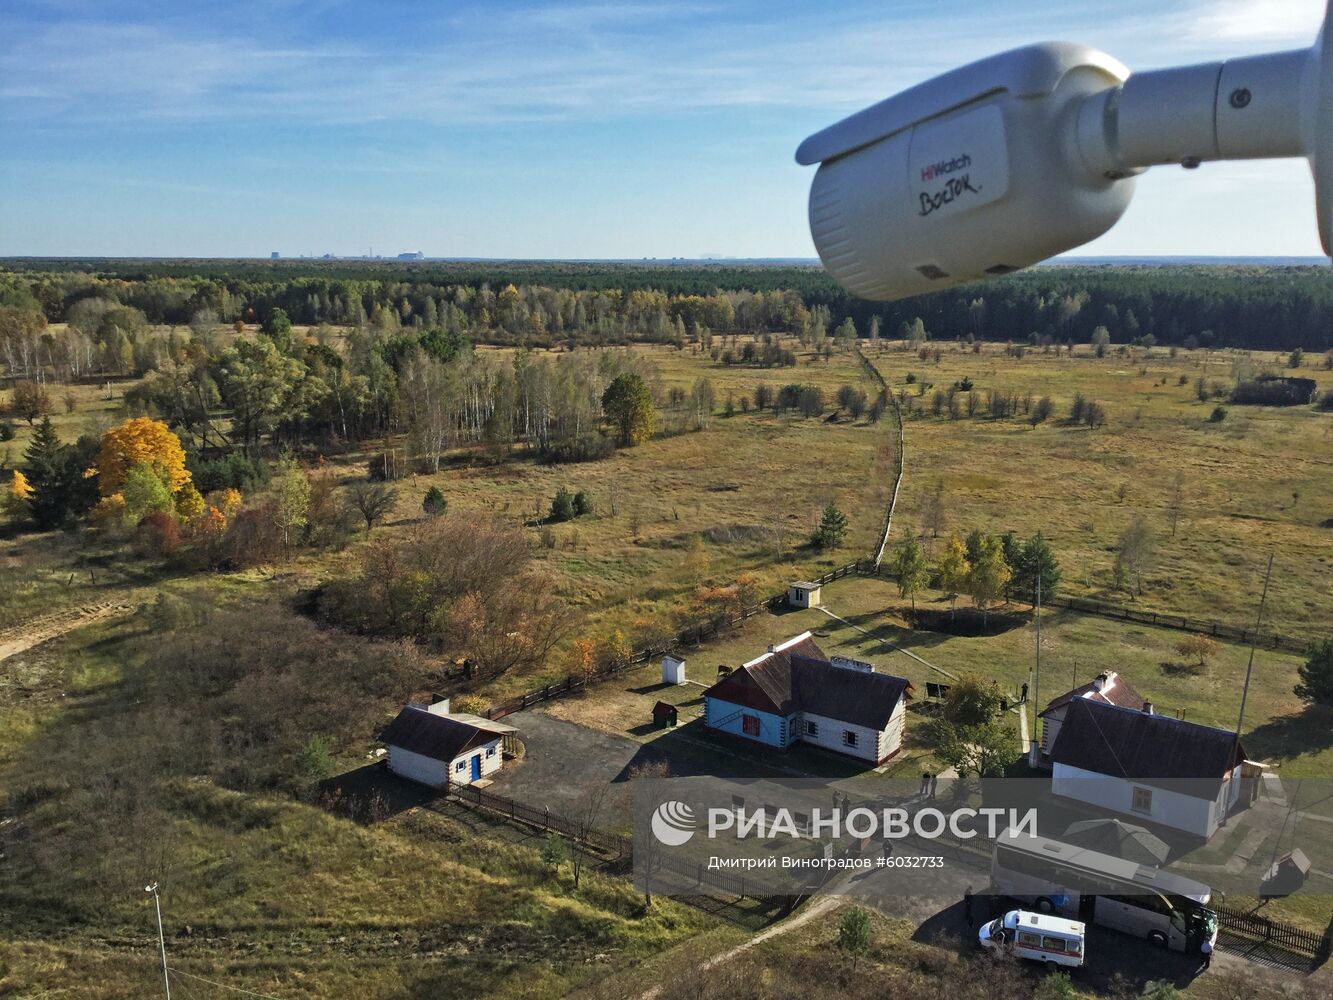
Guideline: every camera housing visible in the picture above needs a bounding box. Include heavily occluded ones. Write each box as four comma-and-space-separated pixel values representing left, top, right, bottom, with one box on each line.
798, 2, 1333, 301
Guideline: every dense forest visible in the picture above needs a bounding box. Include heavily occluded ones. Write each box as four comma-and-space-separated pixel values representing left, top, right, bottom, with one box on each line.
2, 259, 1331, 352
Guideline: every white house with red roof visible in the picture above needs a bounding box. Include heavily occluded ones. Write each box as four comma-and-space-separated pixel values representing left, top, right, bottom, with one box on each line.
1034, 671, 1146, 765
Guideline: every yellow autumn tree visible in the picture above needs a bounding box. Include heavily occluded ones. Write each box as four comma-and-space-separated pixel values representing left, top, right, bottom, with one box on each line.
571, 637, 597, 681
3, 470, 32, 520
174, 482, 205, 521
94, 417, 191, 498
214, 487, 243, 522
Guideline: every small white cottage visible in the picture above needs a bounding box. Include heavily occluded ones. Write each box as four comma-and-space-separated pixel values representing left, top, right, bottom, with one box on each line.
382, 703, 513, 788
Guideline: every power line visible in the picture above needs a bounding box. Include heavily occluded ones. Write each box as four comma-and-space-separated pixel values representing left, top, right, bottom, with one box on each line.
167, 968, 284, 1000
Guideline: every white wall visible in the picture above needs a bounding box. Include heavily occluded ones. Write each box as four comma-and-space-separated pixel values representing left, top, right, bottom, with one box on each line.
1040, 706, 1066, 754
788, 586, 820, 608
1051, 763, 1233, 838
446, 739, 504, 786
796, 701, 904, 764
388, 745, 451, 788
388, 738, 503, 789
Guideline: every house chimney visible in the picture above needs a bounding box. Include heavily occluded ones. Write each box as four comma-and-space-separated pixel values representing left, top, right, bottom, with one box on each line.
1092, 673, 1108, 691
1142, 702, 1154, 715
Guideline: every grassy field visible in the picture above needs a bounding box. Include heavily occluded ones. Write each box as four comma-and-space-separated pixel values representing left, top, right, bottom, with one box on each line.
0, 601, 724, 999
3, 333, 1332, 996
362, 339, 1333, 674
5, 337, 1330, 654
602, 901, 1332, 999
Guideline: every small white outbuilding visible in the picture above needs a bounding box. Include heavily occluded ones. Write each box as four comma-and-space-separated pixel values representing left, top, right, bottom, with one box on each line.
382, 704, 513, 789
788, 581, 821, 608
662, 655, 687, 685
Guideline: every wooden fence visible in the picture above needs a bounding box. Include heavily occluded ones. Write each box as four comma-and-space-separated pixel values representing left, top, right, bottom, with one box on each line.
473, 550, 1313, 726
1214, 903, 1332, 960
1041, 594, 1309, 654
445, 782, 631, 858
443, 783, 794, 904
482, 566, 863, 722
444, 780, 1330, 961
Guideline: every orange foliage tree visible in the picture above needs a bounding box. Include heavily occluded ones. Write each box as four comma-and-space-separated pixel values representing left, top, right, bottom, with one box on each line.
93, 417, 191, 498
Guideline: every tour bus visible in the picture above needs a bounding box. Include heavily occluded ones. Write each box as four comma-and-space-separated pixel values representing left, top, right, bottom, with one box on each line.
979, 909, 1086, 967
990, 830, 1219, 956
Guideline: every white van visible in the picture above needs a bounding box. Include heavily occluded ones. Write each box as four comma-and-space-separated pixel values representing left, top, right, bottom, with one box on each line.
979, 909, 1086, 967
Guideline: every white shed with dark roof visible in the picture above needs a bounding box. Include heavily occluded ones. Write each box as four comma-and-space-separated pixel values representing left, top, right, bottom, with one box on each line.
382, 704, 512, 788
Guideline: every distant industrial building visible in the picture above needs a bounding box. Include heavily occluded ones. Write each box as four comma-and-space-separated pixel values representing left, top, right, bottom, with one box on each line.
270, 251, 280, 259
398, 251, 424, 260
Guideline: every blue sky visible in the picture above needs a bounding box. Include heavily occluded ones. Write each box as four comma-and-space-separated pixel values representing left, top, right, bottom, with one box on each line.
0, 0, 1327, 258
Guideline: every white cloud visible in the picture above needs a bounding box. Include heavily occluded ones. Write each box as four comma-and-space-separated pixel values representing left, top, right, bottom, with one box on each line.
1186, 0, 1323, 44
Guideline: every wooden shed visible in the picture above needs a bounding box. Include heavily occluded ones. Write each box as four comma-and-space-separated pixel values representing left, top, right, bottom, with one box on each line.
788, 581, 821, 609
652, 701, 679, 728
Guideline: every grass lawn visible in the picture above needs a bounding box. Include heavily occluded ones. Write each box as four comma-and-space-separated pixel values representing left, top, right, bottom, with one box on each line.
545, 572, 1322, 771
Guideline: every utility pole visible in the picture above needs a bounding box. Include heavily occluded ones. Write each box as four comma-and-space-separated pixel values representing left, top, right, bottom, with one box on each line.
1235, 553, 1274, 739
145, 883, 171, 1000
1030, 567, 1042, 764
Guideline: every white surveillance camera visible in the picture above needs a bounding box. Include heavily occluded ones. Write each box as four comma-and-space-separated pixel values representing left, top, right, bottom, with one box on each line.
797, 1, 1333, 301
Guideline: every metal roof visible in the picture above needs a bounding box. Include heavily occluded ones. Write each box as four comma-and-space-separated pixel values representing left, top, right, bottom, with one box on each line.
704, 634, 913, 729
382, 706, 507, 762
1050, 699, 1246, 796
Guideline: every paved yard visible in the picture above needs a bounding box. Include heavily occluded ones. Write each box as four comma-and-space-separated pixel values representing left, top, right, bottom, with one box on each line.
485, 711, 650, 823
486, 708, 918, 829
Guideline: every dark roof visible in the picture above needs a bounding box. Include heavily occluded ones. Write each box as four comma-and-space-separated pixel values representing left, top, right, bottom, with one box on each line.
704, 633, 913, 729
652, 701, 678, 717
1049, 699, 1247, 796
382, 706, 502, 762
1039, 672, 1147, 718
792, 657, 913, 729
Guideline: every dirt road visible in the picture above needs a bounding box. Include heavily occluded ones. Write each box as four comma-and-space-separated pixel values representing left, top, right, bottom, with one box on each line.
0, 601, 136, 663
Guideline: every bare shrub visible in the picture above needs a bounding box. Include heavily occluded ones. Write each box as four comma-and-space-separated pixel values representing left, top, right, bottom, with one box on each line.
319, 514, 577, 680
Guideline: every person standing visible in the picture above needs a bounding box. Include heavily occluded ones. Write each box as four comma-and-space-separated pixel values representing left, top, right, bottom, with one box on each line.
920, 771, 930, 796
930, 773, 939, 798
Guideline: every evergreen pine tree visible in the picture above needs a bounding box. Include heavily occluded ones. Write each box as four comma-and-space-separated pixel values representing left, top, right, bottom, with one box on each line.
813, 502, 848, 550
22, 417, 74, 529
1012, 532, 1062, 604
422, 485, 447, 517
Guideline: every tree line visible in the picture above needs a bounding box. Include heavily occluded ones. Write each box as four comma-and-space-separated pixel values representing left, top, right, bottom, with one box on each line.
5, 260, 1333, 355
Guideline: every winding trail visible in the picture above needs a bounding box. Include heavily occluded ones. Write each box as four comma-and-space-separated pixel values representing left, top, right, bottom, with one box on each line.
855, 346, 905, 571
637, 892, 844, 1000
0, 601, 136, 664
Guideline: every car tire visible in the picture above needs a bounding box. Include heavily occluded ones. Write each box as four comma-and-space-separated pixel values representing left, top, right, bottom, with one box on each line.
1036, 897, 1055, 914
1148, 931, 1168, 949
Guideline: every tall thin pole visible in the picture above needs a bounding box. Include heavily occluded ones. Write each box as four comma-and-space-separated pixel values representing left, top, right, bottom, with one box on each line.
147, 883, 171, 1000
1031, 568, 1042, 760
1235, 553, 1274, 739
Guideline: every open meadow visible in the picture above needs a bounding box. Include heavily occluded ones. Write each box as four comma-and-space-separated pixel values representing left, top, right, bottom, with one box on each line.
3, 321, 1332, 997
